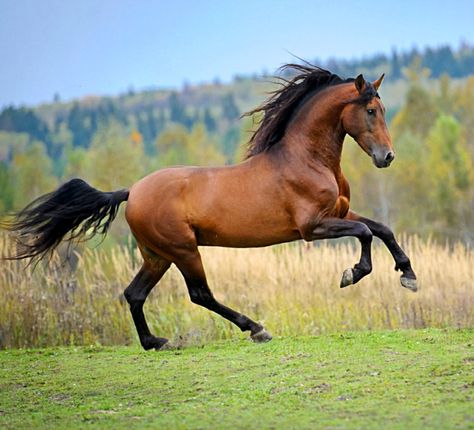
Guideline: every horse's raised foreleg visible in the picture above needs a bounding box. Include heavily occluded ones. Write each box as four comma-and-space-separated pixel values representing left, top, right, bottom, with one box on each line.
307, 217, 373, 288
346, 211, 418, 292
175, 249, 272, 343
124, 257, 171, 350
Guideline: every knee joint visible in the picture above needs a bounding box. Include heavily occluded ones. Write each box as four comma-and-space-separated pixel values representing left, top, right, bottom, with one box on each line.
359, 224, 373, 242
124, 288, 145, 306
189, 288, 214, 306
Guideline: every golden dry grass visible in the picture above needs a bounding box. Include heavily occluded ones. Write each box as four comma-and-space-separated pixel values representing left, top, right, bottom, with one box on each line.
0, 235, 472, 349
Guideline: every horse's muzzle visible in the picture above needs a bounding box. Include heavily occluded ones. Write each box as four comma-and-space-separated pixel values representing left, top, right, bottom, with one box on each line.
372, 150, 395, 168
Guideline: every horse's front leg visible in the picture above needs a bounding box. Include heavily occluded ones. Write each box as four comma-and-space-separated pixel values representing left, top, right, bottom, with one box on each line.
346, 210, 418, 292
304, 217, 373, 288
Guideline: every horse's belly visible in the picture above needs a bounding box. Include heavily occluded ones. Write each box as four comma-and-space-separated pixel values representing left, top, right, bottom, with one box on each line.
195, 223, 301, 248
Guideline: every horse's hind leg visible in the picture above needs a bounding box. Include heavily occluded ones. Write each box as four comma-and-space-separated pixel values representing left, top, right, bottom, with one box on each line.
175, 249, 272, 343
124, 255, 171, 350
346, 211, 418, 292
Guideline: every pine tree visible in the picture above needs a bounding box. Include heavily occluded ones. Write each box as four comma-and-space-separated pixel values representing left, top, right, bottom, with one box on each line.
221, 93, 239, 122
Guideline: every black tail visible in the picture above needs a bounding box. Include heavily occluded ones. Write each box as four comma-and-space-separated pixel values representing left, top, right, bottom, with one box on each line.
1, 178, 129, 262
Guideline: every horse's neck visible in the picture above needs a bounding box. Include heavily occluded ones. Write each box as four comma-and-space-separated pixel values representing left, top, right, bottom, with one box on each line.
282, 87, 347, 172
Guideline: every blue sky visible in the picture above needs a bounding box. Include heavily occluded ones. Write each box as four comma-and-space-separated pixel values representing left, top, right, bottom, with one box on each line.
1, 0, 473, 107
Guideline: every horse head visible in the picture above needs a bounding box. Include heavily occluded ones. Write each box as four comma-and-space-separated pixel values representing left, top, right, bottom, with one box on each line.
341, 74, 394, 168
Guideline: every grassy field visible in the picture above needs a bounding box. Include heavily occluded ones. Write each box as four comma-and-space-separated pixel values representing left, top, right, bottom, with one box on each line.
1, 235, 473, 349
0, 329, 472, 429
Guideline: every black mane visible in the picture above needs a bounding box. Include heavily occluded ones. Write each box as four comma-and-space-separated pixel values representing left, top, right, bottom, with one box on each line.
244, 64, 356, 158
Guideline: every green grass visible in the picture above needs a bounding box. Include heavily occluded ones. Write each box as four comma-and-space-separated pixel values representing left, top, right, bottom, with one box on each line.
0, 329, 472, 429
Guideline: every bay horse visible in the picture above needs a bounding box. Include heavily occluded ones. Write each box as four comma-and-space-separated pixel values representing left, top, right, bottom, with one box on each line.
2, 64, 417, 350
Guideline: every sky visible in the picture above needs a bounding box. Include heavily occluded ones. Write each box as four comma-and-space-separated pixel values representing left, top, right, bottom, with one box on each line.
1, 0, 473, 108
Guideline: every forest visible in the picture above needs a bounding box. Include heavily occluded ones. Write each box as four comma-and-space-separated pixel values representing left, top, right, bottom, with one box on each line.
0, 43, 473, 243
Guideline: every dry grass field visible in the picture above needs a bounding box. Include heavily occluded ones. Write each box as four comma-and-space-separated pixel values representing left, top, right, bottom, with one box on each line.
0, 235, 472, 349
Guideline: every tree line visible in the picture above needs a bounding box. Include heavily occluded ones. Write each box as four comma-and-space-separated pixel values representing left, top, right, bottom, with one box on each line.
321, 42, 474, 80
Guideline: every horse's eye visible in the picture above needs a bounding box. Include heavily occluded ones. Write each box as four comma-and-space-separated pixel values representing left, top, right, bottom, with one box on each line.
367, 108, 376, 116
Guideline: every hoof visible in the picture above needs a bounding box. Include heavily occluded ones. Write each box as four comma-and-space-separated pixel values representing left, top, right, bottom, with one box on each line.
157, 340, 175, 351
142, 336, 169, 351
401, 276, 418, 292
251, 329, 273, 343
340, 268, 354, 288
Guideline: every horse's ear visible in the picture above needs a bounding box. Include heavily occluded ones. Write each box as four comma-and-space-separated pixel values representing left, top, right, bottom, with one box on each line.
373, 73, 385, 91
355, 74, 366, 94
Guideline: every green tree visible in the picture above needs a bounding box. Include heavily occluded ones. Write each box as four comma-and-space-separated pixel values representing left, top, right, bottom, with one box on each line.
453, 76, 474, 154
390, 48, 402, 79
425, 115, 472, 235
203, 108, 217, 132
169, 92, 188, 125
388, 131, 430, 233
221, 93, 239, 122
50, 122, 73, 177
188, 123, 225, 166
156, 123, 224, 167
0, 131, 29, 161
67, 103, 89, 148
392, 59, 437, 139
0, 107, 50, 147
11, 141, 57, 208
436, 74, 454, 114
0, 161, 14, 212
156, 124, 189, 166
83, 122, 145, 191
62, 144, 88, 180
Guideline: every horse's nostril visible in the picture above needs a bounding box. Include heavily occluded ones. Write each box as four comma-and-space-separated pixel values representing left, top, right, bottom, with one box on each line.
385, 151, 395, 163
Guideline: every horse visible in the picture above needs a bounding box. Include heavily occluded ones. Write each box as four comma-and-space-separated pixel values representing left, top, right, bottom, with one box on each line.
2, 64, 417, 350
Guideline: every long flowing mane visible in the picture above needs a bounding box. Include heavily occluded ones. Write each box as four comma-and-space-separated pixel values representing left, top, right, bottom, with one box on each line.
244, 64, 353, 158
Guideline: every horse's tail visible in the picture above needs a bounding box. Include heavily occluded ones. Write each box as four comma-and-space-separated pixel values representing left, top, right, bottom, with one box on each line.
1, 178, 129, 262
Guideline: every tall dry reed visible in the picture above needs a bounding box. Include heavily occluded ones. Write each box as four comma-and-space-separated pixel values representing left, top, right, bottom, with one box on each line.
0, 235, 472, 349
